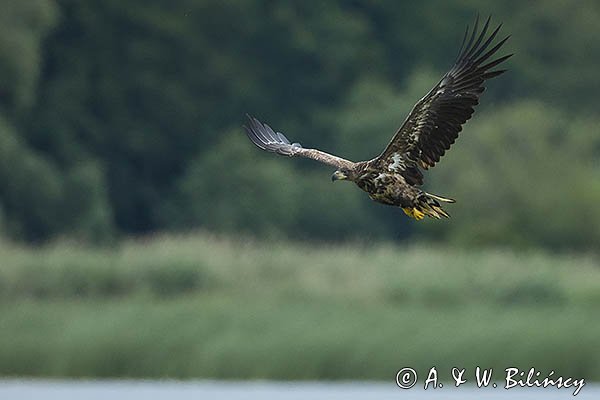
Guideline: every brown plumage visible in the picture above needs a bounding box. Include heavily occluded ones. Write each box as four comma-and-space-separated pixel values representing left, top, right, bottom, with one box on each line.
244, 16, 511, 220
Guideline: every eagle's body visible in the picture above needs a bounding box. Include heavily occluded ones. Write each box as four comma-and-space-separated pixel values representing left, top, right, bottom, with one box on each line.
337, 160, 453, 220
244, 16, 511, 220
356, 169, 414, 207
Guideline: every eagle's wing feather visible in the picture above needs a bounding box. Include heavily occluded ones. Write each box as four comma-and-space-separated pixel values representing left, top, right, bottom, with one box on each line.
374, 16, 512, 186
244, 115, 355, 170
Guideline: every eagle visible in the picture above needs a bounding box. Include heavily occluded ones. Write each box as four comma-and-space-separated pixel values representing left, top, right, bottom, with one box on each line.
244, 16, 511, 220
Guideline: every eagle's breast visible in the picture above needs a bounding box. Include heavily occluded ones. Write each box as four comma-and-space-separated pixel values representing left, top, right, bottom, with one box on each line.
355, 170, 411, 206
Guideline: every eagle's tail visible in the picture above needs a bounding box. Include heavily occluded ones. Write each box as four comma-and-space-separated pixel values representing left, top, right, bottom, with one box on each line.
402, 192, 455, 220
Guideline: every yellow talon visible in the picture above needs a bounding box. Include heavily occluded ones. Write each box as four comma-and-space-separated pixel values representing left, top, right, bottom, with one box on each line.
402, 207, 425, 220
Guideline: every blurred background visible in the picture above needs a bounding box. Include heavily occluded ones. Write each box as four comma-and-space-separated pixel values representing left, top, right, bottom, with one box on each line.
0, 0, 599, 389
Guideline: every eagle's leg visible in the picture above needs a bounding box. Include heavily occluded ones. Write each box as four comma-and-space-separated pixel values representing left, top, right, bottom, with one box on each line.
402, 207, 426, 220
402, 192, 455, 220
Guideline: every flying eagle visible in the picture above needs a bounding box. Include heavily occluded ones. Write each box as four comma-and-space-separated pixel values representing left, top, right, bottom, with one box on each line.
244, 16, 511, 220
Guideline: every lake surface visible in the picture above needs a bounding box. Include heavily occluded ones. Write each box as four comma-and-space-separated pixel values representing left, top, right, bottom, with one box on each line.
0, 380, 596, 400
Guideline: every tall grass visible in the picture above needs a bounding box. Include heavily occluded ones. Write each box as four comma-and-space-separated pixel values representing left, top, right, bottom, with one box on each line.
0, 233, 599, 380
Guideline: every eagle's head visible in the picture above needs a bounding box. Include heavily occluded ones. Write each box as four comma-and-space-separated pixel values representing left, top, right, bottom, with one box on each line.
331, 168, 352, 182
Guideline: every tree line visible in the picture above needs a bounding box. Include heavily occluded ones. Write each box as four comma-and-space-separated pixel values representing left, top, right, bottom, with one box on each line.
0, 0, 599, 250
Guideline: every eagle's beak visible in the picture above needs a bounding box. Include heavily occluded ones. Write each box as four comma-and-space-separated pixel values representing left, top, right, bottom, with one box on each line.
331, 170, 347, 182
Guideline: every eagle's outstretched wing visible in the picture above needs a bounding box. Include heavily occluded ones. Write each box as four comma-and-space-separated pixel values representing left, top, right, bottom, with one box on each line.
374, 16, 512, 186
244, 115, 355, 170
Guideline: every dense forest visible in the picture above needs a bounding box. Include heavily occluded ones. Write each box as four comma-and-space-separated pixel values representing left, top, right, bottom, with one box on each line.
0, 0, 599, 250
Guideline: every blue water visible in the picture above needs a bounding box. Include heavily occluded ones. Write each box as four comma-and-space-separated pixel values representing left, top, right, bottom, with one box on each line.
0, 380, 596, 400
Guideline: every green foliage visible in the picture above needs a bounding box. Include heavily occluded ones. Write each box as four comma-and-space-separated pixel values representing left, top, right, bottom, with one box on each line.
0, 1, 598, 248
0, 116, 63, 241
0, 234, 599, 379
0, 0, 58, 110
61, 162, 114, 243
167, 130, 302, 236
167, 129, 400, 240
423, 101, 600, 250
0, 116, 114, 242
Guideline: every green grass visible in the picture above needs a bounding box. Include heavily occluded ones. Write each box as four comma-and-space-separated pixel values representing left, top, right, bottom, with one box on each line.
0, 233, 599, 380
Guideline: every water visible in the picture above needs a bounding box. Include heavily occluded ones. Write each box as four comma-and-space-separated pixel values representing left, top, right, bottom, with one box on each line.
0, 380, 596, 400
